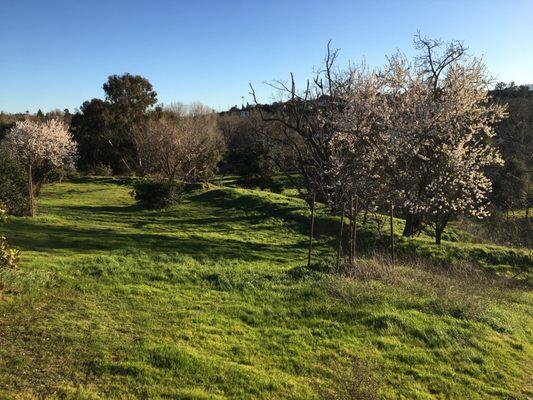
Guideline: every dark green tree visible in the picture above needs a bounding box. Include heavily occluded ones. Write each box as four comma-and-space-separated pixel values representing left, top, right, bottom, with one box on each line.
70, 99, 115, 172
490, 87, 532, 218
0, 151, 28, 216
70, 74, 158, 173
103, 74, 158, 172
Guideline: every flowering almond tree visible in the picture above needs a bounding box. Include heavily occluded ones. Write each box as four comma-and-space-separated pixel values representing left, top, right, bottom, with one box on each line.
334, 36, 506, 244
2, 119, 77, 216
385, 40, 506, 243
328, 65, 392, 261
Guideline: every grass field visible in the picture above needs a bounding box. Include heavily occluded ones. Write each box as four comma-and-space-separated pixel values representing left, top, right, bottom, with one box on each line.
0, 177, 532, 399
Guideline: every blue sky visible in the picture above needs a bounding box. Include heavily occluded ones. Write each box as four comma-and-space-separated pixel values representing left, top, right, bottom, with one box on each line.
1, 0, 532, 113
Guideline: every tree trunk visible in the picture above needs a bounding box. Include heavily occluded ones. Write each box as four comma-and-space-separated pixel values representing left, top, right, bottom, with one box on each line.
435, 226, 443, 245
402, 213, 422, 237
348, 196, 354, 264
336, 203, 345, 269
307, 191, 316, 268
390, 200, 395, 264
27, 165, 35, 217
525, 182, 530, 224
434, 215, 450, 245
353, 196, 358, 262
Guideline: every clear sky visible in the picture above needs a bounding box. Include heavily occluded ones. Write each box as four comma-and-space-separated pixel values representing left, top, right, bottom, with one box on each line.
1, 0, 532, 113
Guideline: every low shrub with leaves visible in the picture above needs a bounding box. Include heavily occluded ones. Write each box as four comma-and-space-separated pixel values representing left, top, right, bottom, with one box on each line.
89, 163, 113, 176
0, 152, 28, 216
0, 205, 19, 269
132, 179, 183, 209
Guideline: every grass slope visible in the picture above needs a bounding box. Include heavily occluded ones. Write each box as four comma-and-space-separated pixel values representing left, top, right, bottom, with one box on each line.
0, 178, 531, 399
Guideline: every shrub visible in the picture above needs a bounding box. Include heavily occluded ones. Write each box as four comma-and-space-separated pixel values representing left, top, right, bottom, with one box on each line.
44, 164, 79, 184
235, 176, 285, 193
132, 179, 182, 209
0, 152, 28, 216
0, 205, 19, 269
90, 163, 113, 176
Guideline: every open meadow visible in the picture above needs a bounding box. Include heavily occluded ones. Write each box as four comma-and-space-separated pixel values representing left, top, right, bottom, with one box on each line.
0, 178, 531, 399
1, 4, 532, 397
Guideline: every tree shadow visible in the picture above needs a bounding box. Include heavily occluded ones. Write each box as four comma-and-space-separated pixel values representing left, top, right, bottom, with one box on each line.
191, 189, 340, 238
4, 218, 307, 263
68, 176, 137, 186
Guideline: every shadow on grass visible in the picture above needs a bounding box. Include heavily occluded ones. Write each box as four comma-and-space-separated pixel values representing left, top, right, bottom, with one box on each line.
4, 218, 307, 262
63, 204, 143, 214
192, 188, 341, 238
68, 176, 137, 186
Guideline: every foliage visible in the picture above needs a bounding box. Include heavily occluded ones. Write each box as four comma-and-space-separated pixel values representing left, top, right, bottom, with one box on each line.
455, 212, 532, 249
0, 205, 19, 269
131, 179, 183, 209
219, 111, 281, 190
70, 99, 115, 172
489, 88, 532, 216
0, 178, 531, 399
70, 74, 158, 173
0, 151, 28, 216
89, 163, 114, 176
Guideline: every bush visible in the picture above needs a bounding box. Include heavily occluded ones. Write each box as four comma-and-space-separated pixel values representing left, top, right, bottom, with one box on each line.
44, 164, 79, 184
0, 152, 28, 216
0, 205, 19, 269
90, 163, 113, 176
132, 179, 182, 209
235, 176, 285, 193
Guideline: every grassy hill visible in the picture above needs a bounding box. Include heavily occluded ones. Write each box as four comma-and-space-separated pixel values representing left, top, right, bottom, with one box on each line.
0, 178, 531, 399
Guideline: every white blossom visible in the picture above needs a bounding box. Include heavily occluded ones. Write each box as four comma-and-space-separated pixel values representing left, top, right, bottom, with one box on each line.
3, 119, 77, 169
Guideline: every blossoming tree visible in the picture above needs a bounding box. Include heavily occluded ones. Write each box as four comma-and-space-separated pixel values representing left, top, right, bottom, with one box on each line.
337, 38, 506, 244
2, 119, 77, 216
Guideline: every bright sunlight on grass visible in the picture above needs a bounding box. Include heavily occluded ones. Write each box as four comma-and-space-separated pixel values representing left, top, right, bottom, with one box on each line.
0, 178, 531, 399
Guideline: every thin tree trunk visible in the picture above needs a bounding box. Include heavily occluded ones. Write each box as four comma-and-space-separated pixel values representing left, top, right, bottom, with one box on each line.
434, 215, 449, 245
353, 196, 358, 262
336, 203, 345, 269
435, 227, 443, 245
390, 200, 395, 264
526, 185, 530, 224
307, 191, 316, 268
348, 196, 354, 264
27, 165, 35, 217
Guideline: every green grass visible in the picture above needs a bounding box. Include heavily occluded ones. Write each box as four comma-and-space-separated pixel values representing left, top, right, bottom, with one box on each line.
0, 177, 532, 399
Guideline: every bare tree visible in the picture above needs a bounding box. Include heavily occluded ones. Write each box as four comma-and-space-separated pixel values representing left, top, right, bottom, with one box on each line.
135, 103, 224, 182
250, 43, 354, 266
